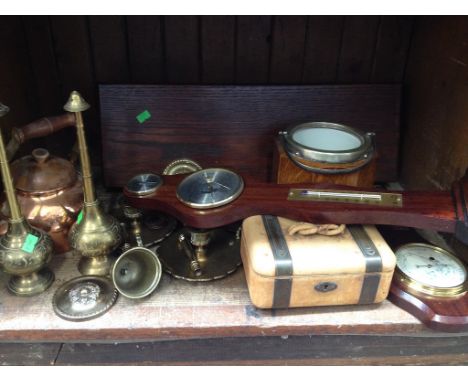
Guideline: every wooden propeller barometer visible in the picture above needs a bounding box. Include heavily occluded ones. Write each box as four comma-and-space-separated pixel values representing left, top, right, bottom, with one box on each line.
124, 168, 468, 331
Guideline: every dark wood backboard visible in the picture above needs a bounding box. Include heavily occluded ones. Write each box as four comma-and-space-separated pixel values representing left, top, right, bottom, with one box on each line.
100, 84, 401, 187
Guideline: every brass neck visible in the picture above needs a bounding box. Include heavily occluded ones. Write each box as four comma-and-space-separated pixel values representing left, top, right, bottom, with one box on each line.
0, 128, 22, 220
75, 111, 96, 203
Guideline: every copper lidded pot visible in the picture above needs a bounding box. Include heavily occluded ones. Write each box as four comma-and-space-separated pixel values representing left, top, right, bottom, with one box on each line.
1, 148, 83, 253
0, 113, 83, 253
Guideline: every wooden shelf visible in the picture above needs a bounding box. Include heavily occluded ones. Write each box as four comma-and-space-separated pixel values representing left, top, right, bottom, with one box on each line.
0, 249, 457, 343
2, 248, 468, 365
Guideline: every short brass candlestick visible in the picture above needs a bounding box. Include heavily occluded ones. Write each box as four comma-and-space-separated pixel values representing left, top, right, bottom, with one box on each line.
65, 91, 123, 276
0, 102, 54, 295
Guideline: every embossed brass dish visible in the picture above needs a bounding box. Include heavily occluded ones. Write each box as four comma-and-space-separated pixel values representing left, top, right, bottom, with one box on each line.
52, 276, 118, 321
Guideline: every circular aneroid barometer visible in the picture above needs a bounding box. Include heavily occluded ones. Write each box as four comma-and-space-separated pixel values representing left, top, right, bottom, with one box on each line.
176, 168, 244, 209
395, 243, 467, 297
125, 173, 163, 196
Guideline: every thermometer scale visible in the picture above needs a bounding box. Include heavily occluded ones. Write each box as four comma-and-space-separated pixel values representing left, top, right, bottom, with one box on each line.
288, 189, 403, 207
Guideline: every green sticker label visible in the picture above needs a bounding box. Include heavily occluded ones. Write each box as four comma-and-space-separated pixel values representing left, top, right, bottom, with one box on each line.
22, 233, 39, 254
136, 110, 151, 124
76, 210, 83, 225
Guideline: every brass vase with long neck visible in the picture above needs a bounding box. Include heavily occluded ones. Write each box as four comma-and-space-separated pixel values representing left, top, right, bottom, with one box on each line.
0, 102, 55, 295
65, 91, 123, 275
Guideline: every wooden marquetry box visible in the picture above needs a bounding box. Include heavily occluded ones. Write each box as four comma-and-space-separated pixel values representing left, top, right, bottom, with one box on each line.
241, 216, 396, 309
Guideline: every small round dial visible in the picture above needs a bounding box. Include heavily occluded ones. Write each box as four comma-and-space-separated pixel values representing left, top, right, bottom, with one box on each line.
396, 243, 467, 296
125, 173, 162, 196
176, 168, 244, 209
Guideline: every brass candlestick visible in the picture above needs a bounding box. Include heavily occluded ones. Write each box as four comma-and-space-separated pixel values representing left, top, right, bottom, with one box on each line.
0, 102, 54, 295
65, 91, 123, 275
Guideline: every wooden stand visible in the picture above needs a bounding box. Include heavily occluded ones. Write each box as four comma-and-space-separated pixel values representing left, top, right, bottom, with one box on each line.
388, 277, 468, 333
272, 138, 377, 187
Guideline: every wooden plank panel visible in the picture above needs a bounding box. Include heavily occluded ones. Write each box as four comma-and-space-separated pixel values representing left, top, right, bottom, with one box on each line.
0, 16, 36, 130
0, 343, 60, 366
302, 16, 344, 83
372, 16, 414, 83
401, 16, 468, 190
201, 16, 235, 83
49, 16, 99, 159
127, 16, 164, 83
236, 16, 272, 83
22, 16, 62, 116
50, 16, 96, 102
337, 16, 380, 83
17, 16, 67, 158
55, 336, 468, 365
99, 84, 401, 187
164, 16, 200, 84
89, 16, 130, 84
269, 16, 308, 84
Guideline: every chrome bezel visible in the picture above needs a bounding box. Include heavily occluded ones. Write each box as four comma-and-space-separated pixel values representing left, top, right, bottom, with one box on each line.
176, 168, 244, 209
125, 173, 163, 197
281, 121, 374, 164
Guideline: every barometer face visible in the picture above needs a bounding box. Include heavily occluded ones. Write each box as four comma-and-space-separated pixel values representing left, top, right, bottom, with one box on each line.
125, 173, 163, 196
176, 168, 244, 209
396, 243, 466, 290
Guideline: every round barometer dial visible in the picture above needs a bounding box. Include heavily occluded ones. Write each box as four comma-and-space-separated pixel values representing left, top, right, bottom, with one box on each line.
176, 168, 244, 209
395, 243, 467, 297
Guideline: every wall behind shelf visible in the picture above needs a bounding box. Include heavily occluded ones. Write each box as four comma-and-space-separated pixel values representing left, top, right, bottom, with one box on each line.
0, 15, 414, 167
401, 16, 468, 190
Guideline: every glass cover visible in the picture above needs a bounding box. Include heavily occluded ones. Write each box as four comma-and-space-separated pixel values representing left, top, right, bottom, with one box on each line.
396, 244, 466, 288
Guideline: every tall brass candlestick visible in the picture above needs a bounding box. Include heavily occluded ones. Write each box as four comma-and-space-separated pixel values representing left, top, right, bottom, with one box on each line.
65, 91, 123, 275
0, 102, 54, 295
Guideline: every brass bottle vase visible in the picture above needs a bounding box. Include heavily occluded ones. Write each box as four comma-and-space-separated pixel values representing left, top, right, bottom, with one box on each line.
0, 102, 54, 295
65, 91, 123, 276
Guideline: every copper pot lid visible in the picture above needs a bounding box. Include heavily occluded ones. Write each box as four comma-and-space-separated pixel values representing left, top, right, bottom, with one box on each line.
11, 148, 78, 194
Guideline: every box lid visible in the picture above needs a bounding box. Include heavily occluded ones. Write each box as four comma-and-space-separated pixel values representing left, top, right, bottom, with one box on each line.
241, 216, 396, 278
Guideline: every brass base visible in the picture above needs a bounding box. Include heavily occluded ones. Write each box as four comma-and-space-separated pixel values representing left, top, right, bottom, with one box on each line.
8, 268, 55, 296
78, 255, 115, 276
157, 225, 241, 281
110, 195, 177, 248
